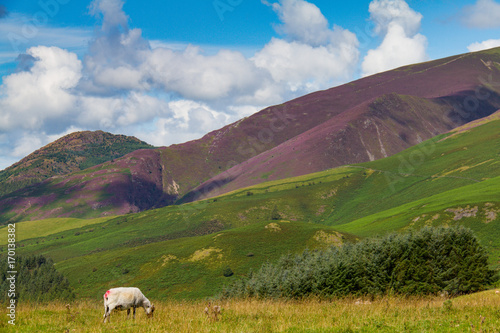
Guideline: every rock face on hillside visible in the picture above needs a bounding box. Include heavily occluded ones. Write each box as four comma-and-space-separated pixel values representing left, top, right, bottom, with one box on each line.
3, 48, 500, 222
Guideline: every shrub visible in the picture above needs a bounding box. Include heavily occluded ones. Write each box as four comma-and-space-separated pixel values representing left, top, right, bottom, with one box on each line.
222, 226, 497, 299
270, 205, 281, 220
223, 267, 234, 277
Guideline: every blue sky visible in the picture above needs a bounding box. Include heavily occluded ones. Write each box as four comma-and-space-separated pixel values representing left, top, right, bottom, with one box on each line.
0, 0, 500, 170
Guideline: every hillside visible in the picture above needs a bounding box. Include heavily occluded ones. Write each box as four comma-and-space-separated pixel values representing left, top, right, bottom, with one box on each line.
0, 131, 153, 197
2, 115, 497, 299
2, 48, 500, 222
181, 49, 500, 201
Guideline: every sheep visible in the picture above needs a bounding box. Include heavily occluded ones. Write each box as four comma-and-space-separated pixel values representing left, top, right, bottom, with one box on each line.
103, 287, 155, 323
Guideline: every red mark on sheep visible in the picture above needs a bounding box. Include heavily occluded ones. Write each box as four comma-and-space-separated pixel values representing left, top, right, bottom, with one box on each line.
104, 290, 111, 299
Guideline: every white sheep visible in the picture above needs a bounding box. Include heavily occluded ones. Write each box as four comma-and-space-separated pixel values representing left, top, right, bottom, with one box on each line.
103, 287, 155, 323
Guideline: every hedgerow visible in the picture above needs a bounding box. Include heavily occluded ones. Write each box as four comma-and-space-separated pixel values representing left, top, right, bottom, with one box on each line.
223, 226, 497, 299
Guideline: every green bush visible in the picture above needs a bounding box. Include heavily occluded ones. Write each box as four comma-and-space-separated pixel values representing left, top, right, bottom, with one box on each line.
222, 226, 497, 299
270, 205, 281, 220
223, 267, 234, 277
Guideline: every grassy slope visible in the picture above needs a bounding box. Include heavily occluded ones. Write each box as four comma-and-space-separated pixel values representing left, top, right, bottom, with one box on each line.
0, 217, 113, 245
3, 119, 498, 300
14, 220, 354, 300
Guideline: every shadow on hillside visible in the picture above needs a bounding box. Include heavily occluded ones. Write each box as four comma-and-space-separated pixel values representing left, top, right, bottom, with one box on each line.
437, 88, 500, 125
106, 176, 178, 213
176, 176, 237, 205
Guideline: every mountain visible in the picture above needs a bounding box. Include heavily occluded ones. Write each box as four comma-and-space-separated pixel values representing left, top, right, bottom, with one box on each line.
2, 48, 500, 222
3, 113, 497, 299
0, 131, 153, 198
183, 50, 500, 201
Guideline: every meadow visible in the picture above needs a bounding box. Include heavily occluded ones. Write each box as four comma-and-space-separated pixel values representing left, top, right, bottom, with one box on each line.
2, 290, 500, 332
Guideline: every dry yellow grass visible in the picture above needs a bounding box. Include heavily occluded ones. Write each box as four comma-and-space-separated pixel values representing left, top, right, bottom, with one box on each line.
1, 291, 499, 332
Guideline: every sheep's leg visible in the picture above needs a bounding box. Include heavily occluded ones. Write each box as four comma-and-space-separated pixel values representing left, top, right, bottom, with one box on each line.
133, 306, 136, 319
127, 308, 131, 319
103, 306, 111, 323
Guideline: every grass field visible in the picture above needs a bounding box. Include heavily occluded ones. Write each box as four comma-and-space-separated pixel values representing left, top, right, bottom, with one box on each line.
2, 290, 500, 332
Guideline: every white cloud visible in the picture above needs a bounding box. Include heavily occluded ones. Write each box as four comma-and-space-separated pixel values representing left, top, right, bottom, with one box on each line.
76, 92, 168, 129
271, 0, 331, 46
361, 0, 428, 77
136, 100, 234, 147
369, 0, 422, 36
467, 39, 500, 52
0, 46, 82, 130
12, 133, 44, 158
254, 35, 358, 92
256, 0, 359, 93
89, 0, 129, 33
145, 46, 267, 102
462, 0, 500, 29
362, 23, 427, 76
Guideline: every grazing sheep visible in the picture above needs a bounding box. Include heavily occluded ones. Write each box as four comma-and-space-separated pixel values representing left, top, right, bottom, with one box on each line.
103, 287, 155, 323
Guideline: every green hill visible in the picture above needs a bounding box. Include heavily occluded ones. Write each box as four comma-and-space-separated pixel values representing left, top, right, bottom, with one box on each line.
1, 117, 498, 299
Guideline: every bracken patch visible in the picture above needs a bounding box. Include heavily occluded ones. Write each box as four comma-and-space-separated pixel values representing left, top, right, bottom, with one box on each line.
188, 248, 223, 262
265, 223, 281, 232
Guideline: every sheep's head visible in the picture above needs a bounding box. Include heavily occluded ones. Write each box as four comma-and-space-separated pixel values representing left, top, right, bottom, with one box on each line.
146, 304, 155, 318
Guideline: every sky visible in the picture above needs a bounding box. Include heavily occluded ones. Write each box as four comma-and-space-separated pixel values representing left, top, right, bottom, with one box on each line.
1, 0, 500, 170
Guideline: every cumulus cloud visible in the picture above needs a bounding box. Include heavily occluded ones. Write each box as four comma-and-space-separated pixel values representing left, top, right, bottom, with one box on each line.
257, 0, 359, 92
254, 36, 358, 92
146, 46, 267, 102
0, 46, 82, 131
135, 100, 235, 147
369, 0, 422, 36
468, 39, 500, 52
89, 0, 129, 33
462, 0, 500, 29
361, 0, 428, 77
270, 0, 331, 46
